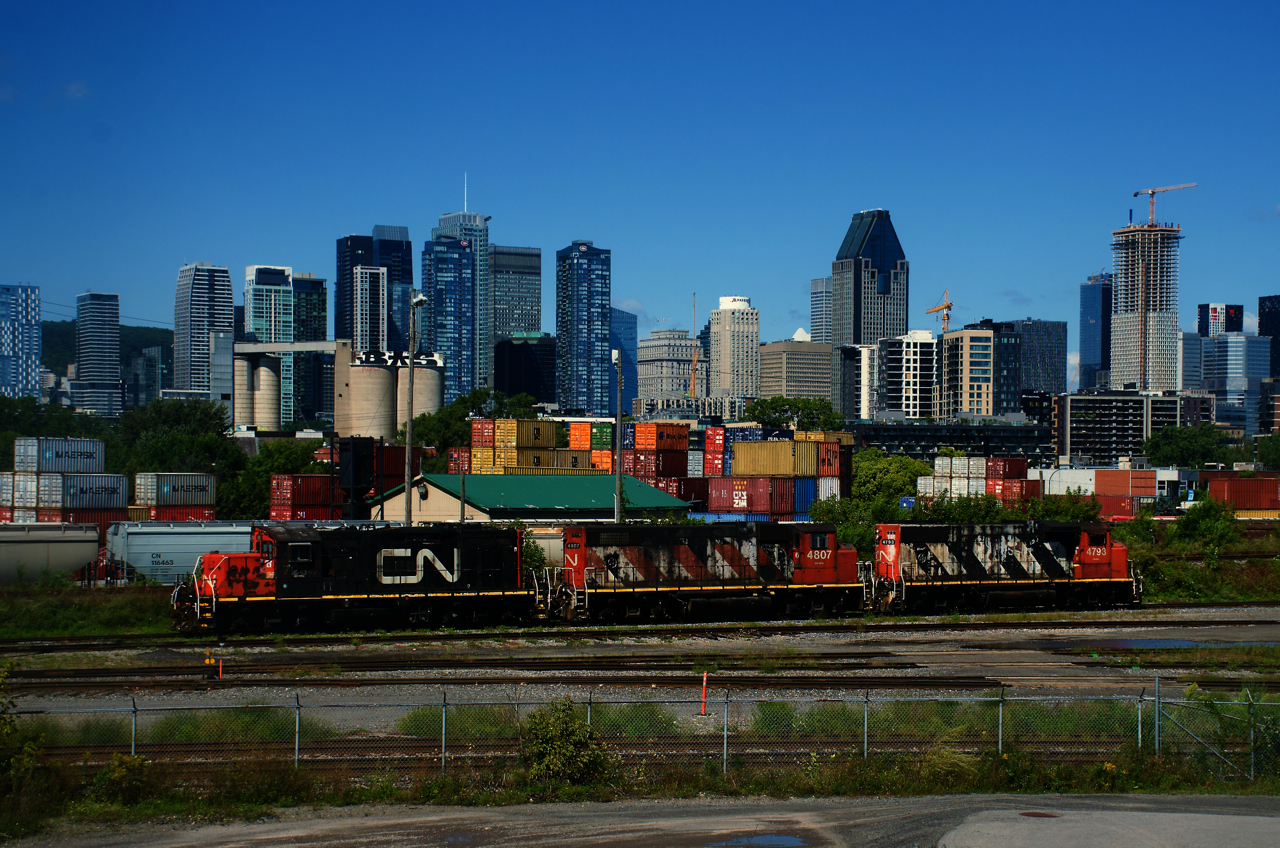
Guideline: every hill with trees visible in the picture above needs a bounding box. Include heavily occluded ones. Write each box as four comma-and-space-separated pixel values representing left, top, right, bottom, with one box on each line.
40, 320, 174, 377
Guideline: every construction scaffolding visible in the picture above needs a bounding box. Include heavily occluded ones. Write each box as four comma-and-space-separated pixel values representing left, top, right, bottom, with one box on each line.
1110, 222, 1182, 392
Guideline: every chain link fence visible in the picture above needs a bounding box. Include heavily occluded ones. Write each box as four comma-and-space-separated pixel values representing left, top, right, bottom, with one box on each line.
12, 679, 1279, 786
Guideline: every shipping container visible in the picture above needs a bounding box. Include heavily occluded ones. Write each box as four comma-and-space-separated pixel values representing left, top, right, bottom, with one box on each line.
268, 505, 341, 521
677, 477, 709, 509
816, 442, 840, 477
769, 477, 795, 515
621, 450, 636, 475
793, 513, 811, 522
620, 423, 636, 450
494, 447, 518, 468
704, 426, 725, 452
61, 474, 128, 509
965, 457, 986, 477
14, 437, 105, 474
723, 450, 733, 476
703, 451, 724, 477
969, 477, 985, 494
590, 422, 614, 449
447, 447, 471, 475
653, 423, 689, 450
653, 477, 682, 497
731, 441, 818, 477
126, 505, 218, 522
470, 418, 495, 448
817, 476, 840, 502
494, 418, 518, 447
469, 447, 495, 472
135, 473, 217, 506
1208, 478, 1280, 510
686, 450, 704, 478
270, 475, 342, 506
708, 476, 769, 513
723, 425, 763, 443
761, 428, 792, 441
516, 448, 556, 468
42, 508, 128, 545
917, 476, 935, 496
985, 457, 1029, 480
516, 420, 559, 448
501, 466, 607, 475
37, 474, 62, 507
12, 508, 36, 524
655, 450, 688, 478
687, 430, 706, 452
568, 422, 592, 450
1095, 495, 1135, 518
13, 474, 37, 508
795, 477, 817, 513
590, 450, 613, 472
556, 449, 592, 469
933, 456, 952, 476
0, 507, 11, 522
950, 478, 970, 497
986, 478, 1003, 496
745, 513, 770, 522
634, 423, 657, 450
0, 473, 11, 508
1237, 509, 1280, 519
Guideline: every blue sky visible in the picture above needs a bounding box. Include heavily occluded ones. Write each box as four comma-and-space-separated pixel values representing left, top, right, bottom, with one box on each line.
2, 2, 1277, 377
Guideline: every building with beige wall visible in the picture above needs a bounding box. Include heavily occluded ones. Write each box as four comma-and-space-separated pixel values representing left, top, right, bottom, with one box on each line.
759, 340, 833, 400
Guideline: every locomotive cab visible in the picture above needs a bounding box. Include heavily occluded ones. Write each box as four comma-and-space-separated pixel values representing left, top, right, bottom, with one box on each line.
790, 527, 857, 584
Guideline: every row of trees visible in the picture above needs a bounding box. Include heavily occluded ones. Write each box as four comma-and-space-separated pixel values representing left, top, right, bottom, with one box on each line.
1142, 422, 1280, 470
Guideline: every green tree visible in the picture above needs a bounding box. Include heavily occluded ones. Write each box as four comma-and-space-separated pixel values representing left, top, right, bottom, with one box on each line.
809, 448, 931, 554
746, 397, 844, 431
399, 389, 541, 472
1143, 422, 1228, 468
937, 447, 967, 458
218, 440, 327, 519
1256, 434, 1280, 471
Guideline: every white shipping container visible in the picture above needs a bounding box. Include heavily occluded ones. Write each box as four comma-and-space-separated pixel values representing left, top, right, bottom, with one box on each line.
686, 451, 704, 479
817, 476, 841, 500
0, 473, 11, 508
14, 437, 106, 474
916, 476, 935, 496
933, 476, 951, 495
134, 473, 217, 506
37, 474, 63, 508
951, 478, 970, 497
62, 474, 128, 509
967, 457, 987, 476
970, 477, 987, 495
933, 456, 951, 476
13, 474, 38, 508
12, 509, 36, 524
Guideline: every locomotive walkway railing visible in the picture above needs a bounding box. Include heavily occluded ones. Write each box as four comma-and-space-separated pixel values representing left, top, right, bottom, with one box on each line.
13, 680, 1278, 785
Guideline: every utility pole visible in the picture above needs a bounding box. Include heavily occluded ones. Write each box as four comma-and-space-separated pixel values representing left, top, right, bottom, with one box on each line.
613, 348, 623, 524
405, 291, 428, 525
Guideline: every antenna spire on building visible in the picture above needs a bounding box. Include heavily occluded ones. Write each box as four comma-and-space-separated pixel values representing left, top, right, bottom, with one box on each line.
464, 172, 467, 212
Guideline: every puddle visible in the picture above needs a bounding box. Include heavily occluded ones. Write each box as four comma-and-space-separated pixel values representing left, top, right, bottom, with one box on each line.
708, 836, 806, 847
976, 639, 1280, 651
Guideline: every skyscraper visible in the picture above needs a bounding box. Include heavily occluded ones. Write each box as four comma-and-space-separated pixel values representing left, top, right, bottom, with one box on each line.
1110, 220, 1181, 391
335, 235, 373, 345
962, 319, 1024, 415
637, 329, 704, 402
433, 212, 490, 386
174, 262, 233, 392
291, 272, 330, 422
423, 235, 476, 403
1198, 303, 1244, 337
0, 285, 41, 400
1178, 331, 1203, 391
609, 307, 638, 417
351, 266, 388, 354
373, 225, 413, 352
292, 273, 327, 343
837, 344, 878, 421
494, 333, 556, 404
555, 240, 611, 415
127, 346, 171, 409
708, 296, 760, 398
1202, 333, 1271, 437
1007, 318, 1066, 395
1079, 271, 1113, 391
245, 265, 295, 423
878, 330, 935, 419
490, 245, 542, 340
810, 277, 833, 344
831, 210, 908, 348
1260, 295, 1280, 379
71, 292, 122, 416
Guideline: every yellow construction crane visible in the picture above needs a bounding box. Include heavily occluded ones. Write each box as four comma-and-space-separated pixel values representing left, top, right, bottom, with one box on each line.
1133, 183, 1196, 225
926, 289, 954, 333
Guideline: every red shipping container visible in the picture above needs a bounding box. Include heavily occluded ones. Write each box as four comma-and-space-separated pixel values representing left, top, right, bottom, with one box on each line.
769, 477, 795, 515
816, 442, 840, 477
621, 450, 637, 475
272, 474, 344, 506
654, 423, 690, 450
0, 507, 11, 522
654, 449, 688, 478
470, 418, 495, 447
705, 426, 726, 452
677, 477, 709, 508
1095, 495, 1135, 518
140, 506, 217, 521
1094, 469, 1130, 496
36, 509, 62, 523
269, 505, 340, 521
447, 447, 471, 475
986, 478, 1004, 496
653, 477, 681, 497
1002, 458, 1028, 479
1208, 478, 1280, 510
708, 477, 769, 513
591, 449, 613, 472
703, 451, 724, 477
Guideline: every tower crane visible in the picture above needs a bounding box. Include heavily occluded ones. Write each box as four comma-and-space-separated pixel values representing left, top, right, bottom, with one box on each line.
1133, 183, 1196, 225
926, 289, 954, 333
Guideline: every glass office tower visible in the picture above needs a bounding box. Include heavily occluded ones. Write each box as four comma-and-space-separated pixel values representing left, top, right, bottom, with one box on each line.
423, 235, 477, 403
174, 262, 233, 392
0, 285, 41, 399
609, 307, 638, 417
1079, 271, 1113, 391
555, 240, 611, 415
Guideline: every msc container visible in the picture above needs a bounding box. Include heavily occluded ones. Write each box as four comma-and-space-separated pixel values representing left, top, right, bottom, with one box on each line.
677, 477, 709, 509
591, 449, 613, 472
517, 448, 556, 468
769, 477, 795, 515
270, 475, 340, 506
816, 442, 839, 477
568, 422, 592, 450
0, 473, 11, 507
13, 437, 105, 474
620, 422, 636, 450
494, 418, 518, 447
590, 422, 614, 449
62, 474, 129, 509
447, 447, 471, 474
686, 450, 704, 478
516, 420, 559, 448
470, 418, 495, 447
135, 473, 217, 506
556, 449, 592, 469
655, 450, 687, 478
933, 456, 952, 476
731, 441, 818, 477
37, 474, 63, 507
13, 474, 37, 508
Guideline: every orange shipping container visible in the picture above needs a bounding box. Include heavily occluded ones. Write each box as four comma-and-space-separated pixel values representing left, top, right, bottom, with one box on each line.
470, 418, 495, 447
816, 442, 840, 477
591, 449, 613, 472
568, 422, 592, 450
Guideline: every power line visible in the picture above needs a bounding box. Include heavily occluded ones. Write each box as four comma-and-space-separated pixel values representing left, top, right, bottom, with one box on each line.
40, 300, 174, 327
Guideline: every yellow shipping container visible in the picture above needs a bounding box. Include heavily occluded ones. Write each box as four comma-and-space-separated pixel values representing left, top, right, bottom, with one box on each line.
793, 431, 820, 441
731, 441, 818, 477
494, 447, 518, 467
517, 448, 556, 468
502, 466, 608, 475
469, 447, 495, 472
1236, 509, 1280, 520
556, 449, 592, 469
494, 419, 518, 447
476, 465, 504, 475
516, 419, 559, 448
822, 431, 855, 446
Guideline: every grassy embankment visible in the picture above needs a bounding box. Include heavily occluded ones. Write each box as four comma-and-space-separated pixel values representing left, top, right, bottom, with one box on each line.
0, 586, 173, 639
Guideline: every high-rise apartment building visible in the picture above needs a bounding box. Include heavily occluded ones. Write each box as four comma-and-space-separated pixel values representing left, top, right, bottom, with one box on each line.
422, 235, 477, 403
877, 330, 935, 419
494, 333, 556, 405
490, 245, 541, 340
0, 285, 41, 399
174, 262, 232, 392
433, 212, 490, 386
1079, 272, 1112, 391
127, 346, 171, 409
555, 241, 611, 415
637, 329, 705, 403
810, 277, 833, 345
245, 265, 295, 423
291, 273, 327, 342
71, 292, 122, 416
831, 209, 908, 349
759, 341, 833, 400
963, 320, 1024, 415
373, 225, 414, 352
709, 296, 760, 399
1057, 391, 1208, 465
291, 272, 330, 423
837, 344, 878, 421
1110, 220, 1181, 391
1198, 303, 1243, 337
335, 235, 374, 345
1178, 331, 1203, 391
351, 266, 388, 355
610, 307, 638, 417
1259, 295, 1280, 379
1005, 318, 1064, 396
1202, 332, 1271, 437
936, 326, 1012, 420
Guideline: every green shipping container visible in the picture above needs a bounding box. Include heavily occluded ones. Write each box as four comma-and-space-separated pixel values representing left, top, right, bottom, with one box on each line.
590, 422, 614, 449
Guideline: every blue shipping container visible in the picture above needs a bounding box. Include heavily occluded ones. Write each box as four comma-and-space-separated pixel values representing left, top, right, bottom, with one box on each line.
621, 423, 636, 450
794, 513, 811, 522
794, 477, 817, 513
762, 428, 793, 441
899, 496, 916, 510
745, 512, 770, 522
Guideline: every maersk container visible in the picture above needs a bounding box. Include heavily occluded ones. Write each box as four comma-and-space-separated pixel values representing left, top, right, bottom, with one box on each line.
13, 474, 38, 508
62, 474, 128, 509
817, 476, 840, 502
794, 477, 817, 514
135, 473, 217, 506
14, 437, 105, 474
37, 474, 63, 507
0, 473, 12, 507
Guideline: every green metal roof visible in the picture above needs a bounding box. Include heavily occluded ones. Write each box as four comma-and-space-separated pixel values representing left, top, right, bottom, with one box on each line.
422, 474, 688, 513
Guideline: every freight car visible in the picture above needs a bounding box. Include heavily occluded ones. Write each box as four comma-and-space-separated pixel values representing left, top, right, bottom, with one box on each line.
870, 521, 1139, 612
175, 523, 525, 633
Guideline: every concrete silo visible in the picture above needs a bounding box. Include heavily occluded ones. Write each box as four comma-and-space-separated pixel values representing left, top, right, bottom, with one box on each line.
233, 356, 255, 428
345, 363, 398, 440
396, 360, 445, 431
253, 357, 282, 431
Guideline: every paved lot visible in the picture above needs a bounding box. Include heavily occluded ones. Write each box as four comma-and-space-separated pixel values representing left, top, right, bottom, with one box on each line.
19, 794, 1280, 848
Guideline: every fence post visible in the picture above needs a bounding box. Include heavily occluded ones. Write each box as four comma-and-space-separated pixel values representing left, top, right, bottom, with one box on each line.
863, 691, 869, 759
1247, 689, 1255, 781
441, 689, 448, 776
997, 688, 1004, 755
587, 691, 592, 737
722, 688, 729, 776
294, 693, 300, 767
131, 696, 137, 756
1154, 676, 1160, 756
1137, 690, 1143, 750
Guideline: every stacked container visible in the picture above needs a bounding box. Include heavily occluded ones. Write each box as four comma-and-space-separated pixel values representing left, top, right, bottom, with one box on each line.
1207, 478, 1280, 510
730, 441, 818, 477
591, 450, 613, 472
568, 422, 593, 450
270, 474, 341, 521
686, 450, 704, 478
447, 447, 470, 474
471, 419, 495, 448
133, 473, 217, 521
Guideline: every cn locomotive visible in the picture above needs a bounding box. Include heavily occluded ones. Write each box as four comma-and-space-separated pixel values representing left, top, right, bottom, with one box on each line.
173, 519, 1137, 633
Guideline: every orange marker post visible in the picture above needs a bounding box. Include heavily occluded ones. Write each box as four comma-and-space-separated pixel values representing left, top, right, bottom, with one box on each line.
701, 671, 708, 715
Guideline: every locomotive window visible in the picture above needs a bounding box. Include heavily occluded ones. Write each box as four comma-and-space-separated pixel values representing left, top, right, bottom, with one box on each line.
1088, 533, 1107, 546
810, 533, 830, 550
290, 544, 312, 564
